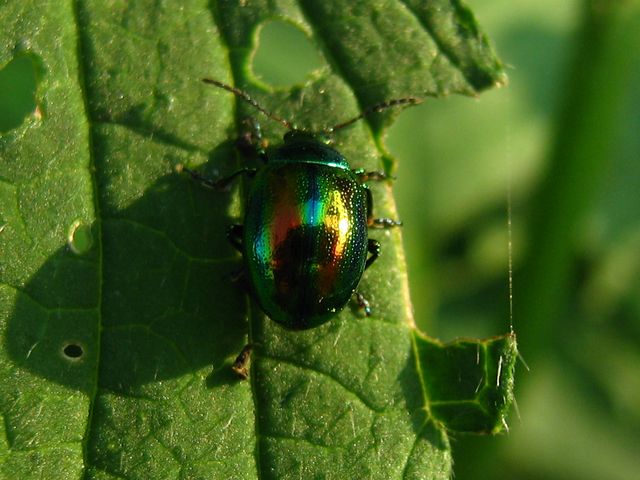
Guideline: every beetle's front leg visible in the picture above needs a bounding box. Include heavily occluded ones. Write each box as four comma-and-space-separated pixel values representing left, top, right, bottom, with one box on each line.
364, 186, 402, 229
177, 165, 257, 191
352, 168, 393, 182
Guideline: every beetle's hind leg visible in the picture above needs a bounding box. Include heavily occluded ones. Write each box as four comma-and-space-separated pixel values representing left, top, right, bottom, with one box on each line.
364, 185, 402, 228
225, 225, 255, 381
226, 224, 248, 285
365, 239, 381, 270
231, 344, 253, 380
352, 239, 383, 317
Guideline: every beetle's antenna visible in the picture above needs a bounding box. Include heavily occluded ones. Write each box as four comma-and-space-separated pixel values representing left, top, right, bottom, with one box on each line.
202, 78, 295, 130
323, 97, 423, 133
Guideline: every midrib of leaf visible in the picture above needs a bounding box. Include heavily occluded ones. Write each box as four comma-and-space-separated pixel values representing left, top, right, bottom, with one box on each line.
69, 0, 103, 471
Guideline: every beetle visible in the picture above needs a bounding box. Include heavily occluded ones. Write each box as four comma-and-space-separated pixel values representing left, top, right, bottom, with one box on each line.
181, 79, 421, 377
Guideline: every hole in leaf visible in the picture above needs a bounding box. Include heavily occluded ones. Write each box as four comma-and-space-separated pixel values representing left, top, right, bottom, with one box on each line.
252, 20, 323, 87
0, 52, 40, 133
68, 220, 93, 255
62, 343, 84, 360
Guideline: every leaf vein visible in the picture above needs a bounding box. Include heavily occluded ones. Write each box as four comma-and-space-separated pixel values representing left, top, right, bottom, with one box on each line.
105, 217, 238, 264
260, 354, 385, 413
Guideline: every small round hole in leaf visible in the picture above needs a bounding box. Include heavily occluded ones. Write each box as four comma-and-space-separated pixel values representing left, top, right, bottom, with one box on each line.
68, 220, 93, 255
62, 343, 84, 360
252, 20, 323, 87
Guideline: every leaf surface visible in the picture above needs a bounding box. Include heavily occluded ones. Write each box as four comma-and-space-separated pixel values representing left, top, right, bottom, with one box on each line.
0, 1, 514, 478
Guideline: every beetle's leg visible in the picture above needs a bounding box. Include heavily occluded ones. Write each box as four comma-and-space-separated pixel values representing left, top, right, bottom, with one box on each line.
353, 168, 394, 182
369, 217, 403, 228
365, 239, 381, 270
237, 117, 268, 162
364, 186, 403, 229
232, 344, 253, 380
178, 165, 257, 191
226, 225, 250, 287
227, 224, 244, 252
227, 266, 245, 283
353, 291, 372, 317
353, 240, 382, 316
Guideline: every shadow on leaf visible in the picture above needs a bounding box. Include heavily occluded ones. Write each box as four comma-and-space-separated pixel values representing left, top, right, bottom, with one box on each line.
6, 140, 249, 394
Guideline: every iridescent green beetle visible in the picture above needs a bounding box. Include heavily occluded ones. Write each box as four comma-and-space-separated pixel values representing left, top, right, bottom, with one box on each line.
182, 79, 420, 375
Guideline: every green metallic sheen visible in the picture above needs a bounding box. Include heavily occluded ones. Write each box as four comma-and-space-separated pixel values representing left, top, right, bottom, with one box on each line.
243, 134, 368, 330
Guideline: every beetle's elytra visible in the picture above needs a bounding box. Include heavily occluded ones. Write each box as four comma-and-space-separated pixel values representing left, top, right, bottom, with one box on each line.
183, 79, 421, 333
243, 133, 370, 330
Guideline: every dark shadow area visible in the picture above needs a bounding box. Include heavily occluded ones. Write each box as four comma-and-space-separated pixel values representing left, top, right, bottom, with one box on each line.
6, 140, 249, 394
399, 339, 438, 437
398, 337, 449, 443
206, 357, 245, 388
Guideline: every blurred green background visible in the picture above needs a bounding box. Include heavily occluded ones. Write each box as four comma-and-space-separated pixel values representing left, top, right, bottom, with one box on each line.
3, 1, 639, 478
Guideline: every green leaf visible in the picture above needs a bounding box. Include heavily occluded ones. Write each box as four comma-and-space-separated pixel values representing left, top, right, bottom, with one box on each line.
0, 1, 515, 478
413, 333, 517, 434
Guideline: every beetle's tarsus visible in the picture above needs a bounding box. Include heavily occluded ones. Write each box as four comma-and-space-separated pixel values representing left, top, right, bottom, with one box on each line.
353, 169, 395, 182
231, 344, 253, 380
368, 217, 403, 229
353, 291, 372, 316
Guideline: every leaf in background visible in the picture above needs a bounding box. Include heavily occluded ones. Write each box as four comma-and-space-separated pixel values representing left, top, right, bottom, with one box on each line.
0, 1, 514, 478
